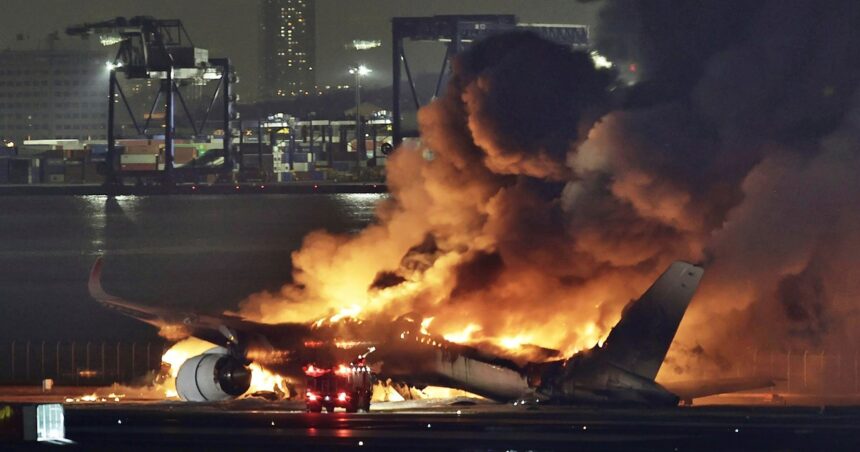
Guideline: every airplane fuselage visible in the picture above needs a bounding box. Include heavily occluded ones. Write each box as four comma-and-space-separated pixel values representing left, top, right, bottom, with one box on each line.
91, 258, 763, 406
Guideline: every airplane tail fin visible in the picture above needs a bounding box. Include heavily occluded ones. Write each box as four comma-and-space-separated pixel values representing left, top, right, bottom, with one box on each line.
598, 261, 704, 381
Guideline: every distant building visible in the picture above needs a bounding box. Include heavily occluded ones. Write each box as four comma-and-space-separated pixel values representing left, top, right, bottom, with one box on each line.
0, 36, 111, 144
259, 0, 316, 100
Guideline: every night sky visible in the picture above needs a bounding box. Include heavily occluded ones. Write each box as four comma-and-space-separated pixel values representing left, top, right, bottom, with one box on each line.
0, 0, 601, 101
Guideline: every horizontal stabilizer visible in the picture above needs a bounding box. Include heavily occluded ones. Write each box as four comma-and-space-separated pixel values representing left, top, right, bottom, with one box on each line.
663, 376, 775, 401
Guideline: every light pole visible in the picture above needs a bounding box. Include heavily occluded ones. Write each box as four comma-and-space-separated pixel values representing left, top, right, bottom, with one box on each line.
348, 65, 371, 160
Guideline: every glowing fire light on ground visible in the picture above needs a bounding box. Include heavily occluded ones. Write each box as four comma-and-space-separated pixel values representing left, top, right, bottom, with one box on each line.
65, 392, 125, 403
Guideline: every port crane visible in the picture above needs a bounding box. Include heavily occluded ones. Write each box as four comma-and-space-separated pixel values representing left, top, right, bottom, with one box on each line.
67, 17, 237, 186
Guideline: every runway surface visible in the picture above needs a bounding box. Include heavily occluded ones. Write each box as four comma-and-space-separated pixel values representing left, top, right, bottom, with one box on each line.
11, 398, 860, 451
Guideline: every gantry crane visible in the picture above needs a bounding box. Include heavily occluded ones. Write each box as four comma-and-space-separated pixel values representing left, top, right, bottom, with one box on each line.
68, 16, 237, 185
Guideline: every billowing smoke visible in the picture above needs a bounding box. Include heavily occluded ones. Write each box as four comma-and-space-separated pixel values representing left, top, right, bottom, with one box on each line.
241, 0, 860, 385
585, 0, 860, 379
241, 32, 625, 356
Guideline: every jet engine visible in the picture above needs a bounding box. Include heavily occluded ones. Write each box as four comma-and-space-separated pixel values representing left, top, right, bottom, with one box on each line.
176, 347, 251, 401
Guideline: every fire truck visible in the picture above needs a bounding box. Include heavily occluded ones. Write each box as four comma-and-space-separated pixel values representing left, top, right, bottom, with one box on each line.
303, 360, 373, 413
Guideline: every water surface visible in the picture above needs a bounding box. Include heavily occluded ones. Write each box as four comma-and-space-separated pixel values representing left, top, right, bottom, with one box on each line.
0, 194, 384, 341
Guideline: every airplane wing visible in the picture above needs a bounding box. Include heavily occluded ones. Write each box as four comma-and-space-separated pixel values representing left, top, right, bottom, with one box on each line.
662, 376, 775, 402
88, 257, 311, 355
89, 257, 165, 328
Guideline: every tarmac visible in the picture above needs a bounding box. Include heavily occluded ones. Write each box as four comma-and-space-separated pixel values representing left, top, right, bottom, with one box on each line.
4, 387, 860, 451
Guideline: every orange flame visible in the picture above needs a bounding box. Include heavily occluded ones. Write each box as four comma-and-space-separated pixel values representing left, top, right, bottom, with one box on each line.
442, 323, 482, 343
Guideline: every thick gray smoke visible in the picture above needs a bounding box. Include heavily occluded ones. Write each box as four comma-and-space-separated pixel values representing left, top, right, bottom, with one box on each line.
242, 0, 860, 386
582, 0, 860, 379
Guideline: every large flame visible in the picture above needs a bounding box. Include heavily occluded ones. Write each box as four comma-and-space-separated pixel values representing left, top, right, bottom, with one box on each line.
236, 15, 860, 394
236, 34, 622, 364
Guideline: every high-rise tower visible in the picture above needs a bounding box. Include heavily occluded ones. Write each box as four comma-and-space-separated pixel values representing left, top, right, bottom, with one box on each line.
259, 0, 316, 100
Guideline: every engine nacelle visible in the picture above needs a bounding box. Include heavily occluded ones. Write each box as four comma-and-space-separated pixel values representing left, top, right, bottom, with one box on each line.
176, 347, 251, 402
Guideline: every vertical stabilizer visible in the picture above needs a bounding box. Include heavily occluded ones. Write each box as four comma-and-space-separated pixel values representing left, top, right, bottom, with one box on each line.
599, 261, 704, 380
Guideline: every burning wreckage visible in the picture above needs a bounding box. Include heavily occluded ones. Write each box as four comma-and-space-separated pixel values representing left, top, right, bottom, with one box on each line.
89, 258, 771, 409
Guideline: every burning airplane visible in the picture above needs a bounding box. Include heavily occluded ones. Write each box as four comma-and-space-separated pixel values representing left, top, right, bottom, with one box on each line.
89, 257, 770, 407
81, 25, 820, 407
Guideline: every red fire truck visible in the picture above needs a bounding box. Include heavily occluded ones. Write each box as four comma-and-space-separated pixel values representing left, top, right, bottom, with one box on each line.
304, 361, 373, 413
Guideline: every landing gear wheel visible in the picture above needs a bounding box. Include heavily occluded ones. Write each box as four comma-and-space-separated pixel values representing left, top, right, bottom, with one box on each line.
357, 393, 370, 412
308, 405, 322, 413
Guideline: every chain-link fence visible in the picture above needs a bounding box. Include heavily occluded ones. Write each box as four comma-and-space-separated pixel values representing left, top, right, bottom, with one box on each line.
741, 349, 860, 394
2, 340, 166, 385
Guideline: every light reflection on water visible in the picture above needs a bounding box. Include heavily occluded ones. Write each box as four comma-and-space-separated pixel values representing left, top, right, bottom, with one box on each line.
332, 193, 386, 225
80, 195, 144, 253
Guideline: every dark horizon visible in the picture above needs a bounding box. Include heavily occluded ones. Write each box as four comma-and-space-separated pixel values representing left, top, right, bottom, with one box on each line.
0, 0, 601, 102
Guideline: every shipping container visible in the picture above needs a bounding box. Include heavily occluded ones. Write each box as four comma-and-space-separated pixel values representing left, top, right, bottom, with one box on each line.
42, 158, 65, 177
64, 160, 84, 183
64, 149, 89, 160
116, 139, 151, 147
10, 159, 35, 184
124, 144, 160, 155
121, 154, 158, 164
83, 163, 103, 183
173, 146, 197, 164
120, 154, 157, 171
18, 146, 62, 159
123, 164, 157, 172
241, 154, 274, 170
291, 152, 314, 163
29, 159, 41, 184
332, 161, 356, 172
86, 144, 108, 155
291, 162, 317, 172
